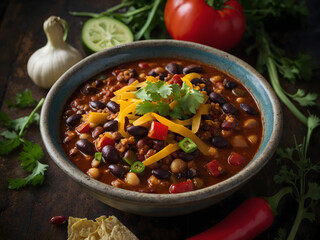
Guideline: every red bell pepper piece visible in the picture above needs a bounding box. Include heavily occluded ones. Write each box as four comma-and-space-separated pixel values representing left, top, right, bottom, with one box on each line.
75, 122, 90, 134
97, 134, 115, 150
148, 121, 168, 140
228, 152, 245, 166
168, 74, 183, 85
205, 160, 224, 176
169, 179, 194, 193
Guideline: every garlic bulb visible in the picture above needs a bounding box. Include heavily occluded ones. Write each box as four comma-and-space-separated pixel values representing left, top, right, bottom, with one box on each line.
27, 16, 82, 89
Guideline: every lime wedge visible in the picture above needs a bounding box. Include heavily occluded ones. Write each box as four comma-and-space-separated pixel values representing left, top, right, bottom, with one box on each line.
81, 16, 134, 54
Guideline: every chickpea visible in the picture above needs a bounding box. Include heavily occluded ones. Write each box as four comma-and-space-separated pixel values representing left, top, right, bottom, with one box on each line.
248, 135, 258, 144
210, 75, 223, 82
231, 135, 248, 147
192, 177, 204, 189
91, 159, 100, 168
170, 158, 187, 173
79, 133, 90, 139
125, 172, 140, 186
243, 119, 258, 129
87, 168, 100, 179
236, 97, 246, 103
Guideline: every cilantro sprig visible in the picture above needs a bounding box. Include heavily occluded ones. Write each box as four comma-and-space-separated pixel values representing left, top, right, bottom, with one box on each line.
0, 89, 48, 189
135, 80, 204, 119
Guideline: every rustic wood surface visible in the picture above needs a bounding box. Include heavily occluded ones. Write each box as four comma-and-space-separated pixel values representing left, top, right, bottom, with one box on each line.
0, 0, 319, 239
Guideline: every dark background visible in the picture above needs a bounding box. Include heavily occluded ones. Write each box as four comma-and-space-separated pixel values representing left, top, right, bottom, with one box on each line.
0, 0, 319, 239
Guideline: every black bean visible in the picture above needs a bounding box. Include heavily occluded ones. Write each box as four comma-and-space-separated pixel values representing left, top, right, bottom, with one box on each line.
102, 145, 120, 163
103, 120, 118, 131
81, 84, 96, 95
148, 70, 158, 77
152, 139, 165, 147
240, 103, 258, 115
222, 103, 237, 114
109, 164, 127, 178
186, 168, 198, 178
211, 136, 229, 148
191, 78, 206, 85
209, 92, 227, 105
183, 64, 203, 74
95, 80, 103, 87
178, 151, 194, 161
76, 139, 95, 155
202, 114, 214, 121
106, 101, 120, 113
92, 126, 104, 139
152, 169, 170, 179
129, 68, 137, 78
201, 87, 211, 95
232, 88, 247, 97
66, 114, 82, 127
159, 73, 167, 80
127, 126, 148, 137
225, 81, 238, 89
165, 62, 182, 74
89, 100, 105, 110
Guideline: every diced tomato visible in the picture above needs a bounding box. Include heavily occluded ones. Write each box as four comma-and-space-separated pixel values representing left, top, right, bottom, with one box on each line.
205, 160, 224, 176
228, 152, 245, 166
168, 74, 183, 85
138, 62, 149, 68
97, 134, 115, 150
169, 180, 194, 193
148, 121, 168, 140
75, 122, 90, 134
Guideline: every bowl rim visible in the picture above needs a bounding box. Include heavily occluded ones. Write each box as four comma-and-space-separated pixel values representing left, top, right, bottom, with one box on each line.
40, 39, 282, 205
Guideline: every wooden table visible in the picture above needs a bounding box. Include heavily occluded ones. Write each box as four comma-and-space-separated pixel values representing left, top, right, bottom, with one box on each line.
1, 0, 319, 239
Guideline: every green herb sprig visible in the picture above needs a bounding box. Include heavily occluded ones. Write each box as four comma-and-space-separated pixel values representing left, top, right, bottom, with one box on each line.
135, 81, 204, 119
0, 89, 48, 189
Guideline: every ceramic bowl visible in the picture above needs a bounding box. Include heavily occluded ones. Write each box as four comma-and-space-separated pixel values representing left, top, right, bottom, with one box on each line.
40, 40, 282, 216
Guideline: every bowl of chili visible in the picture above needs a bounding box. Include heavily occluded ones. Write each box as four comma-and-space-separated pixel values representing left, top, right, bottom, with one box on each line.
40, 40, 282, 216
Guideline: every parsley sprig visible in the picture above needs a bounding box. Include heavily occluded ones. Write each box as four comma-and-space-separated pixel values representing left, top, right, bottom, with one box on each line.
135, 81, 204, 119
0, 89, 48, 189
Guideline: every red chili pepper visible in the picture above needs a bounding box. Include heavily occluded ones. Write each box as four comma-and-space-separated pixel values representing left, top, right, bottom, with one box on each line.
205, 160, 224, 176
75, 122, 90, 133
169, 179, 194, 193
97, 135, 115, 150
148, 121, 168, 140
187, 187, 292, 240
228, 152, 245, 166
168, 74, 183, 85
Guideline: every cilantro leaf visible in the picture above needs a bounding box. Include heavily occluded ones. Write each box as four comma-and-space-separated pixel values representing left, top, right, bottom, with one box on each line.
171, 84, 181, 100
136, 101, 157, 115
158, 82, 172, 99
156, 101, 170, 116
7, 161, 48, 190
6, 89, 37, 109
0, 137, 21, 155
179, 88, 204, 115
18, 140, 45, 172
286, 89, 318, 107
135, 87, 153, 101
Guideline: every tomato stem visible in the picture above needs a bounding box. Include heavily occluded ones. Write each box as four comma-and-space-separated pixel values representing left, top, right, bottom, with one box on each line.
205, 0, 228, 10
264, 187, 292, 216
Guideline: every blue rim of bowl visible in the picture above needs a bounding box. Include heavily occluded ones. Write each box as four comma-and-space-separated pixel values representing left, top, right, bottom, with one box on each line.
40, 39, 282, 205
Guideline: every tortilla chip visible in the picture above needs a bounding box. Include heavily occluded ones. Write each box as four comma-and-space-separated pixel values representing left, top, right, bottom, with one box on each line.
67, 215, 138, 240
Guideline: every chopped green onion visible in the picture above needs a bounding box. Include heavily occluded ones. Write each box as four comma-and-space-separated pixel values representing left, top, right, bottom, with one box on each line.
95, 152, 103, 162
130, 161, 145, 174
178, 137, 197, 153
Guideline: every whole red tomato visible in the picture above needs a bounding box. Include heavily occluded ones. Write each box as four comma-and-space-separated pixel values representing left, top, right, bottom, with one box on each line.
164, 0, 245, 51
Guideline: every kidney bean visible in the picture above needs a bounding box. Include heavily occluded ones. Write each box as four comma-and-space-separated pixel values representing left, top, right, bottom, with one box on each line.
221, 120, 236, 130
178, 151, 195, 161
209, 92, 227, 105
90, 100, 105, 110
106, 101, 120, 113
183, 64, 203, 74
211, 136, 229, 148
222, 103, 238, 114
103, 120, 118, 131
92, 126, 104, 138
152, 169, 170, 179
165, 62, 182, 74
127, 126, 148, 137
240, 103, 258, 115
102, 145, 120, 163
66, 114, 82, 127
191, 78, 206, 85
49, 215, 67, 225
225, 81, 238, 89
81, 84, 96, 95
109, 164, 127, 178
76, 139, 95, 155
128, 78, 137, 85
137, 138, 148, 148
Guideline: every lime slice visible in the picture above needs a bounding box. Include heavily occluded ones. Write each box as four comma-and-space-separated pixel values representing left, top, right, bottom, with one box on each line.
81, 16, 134, 54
